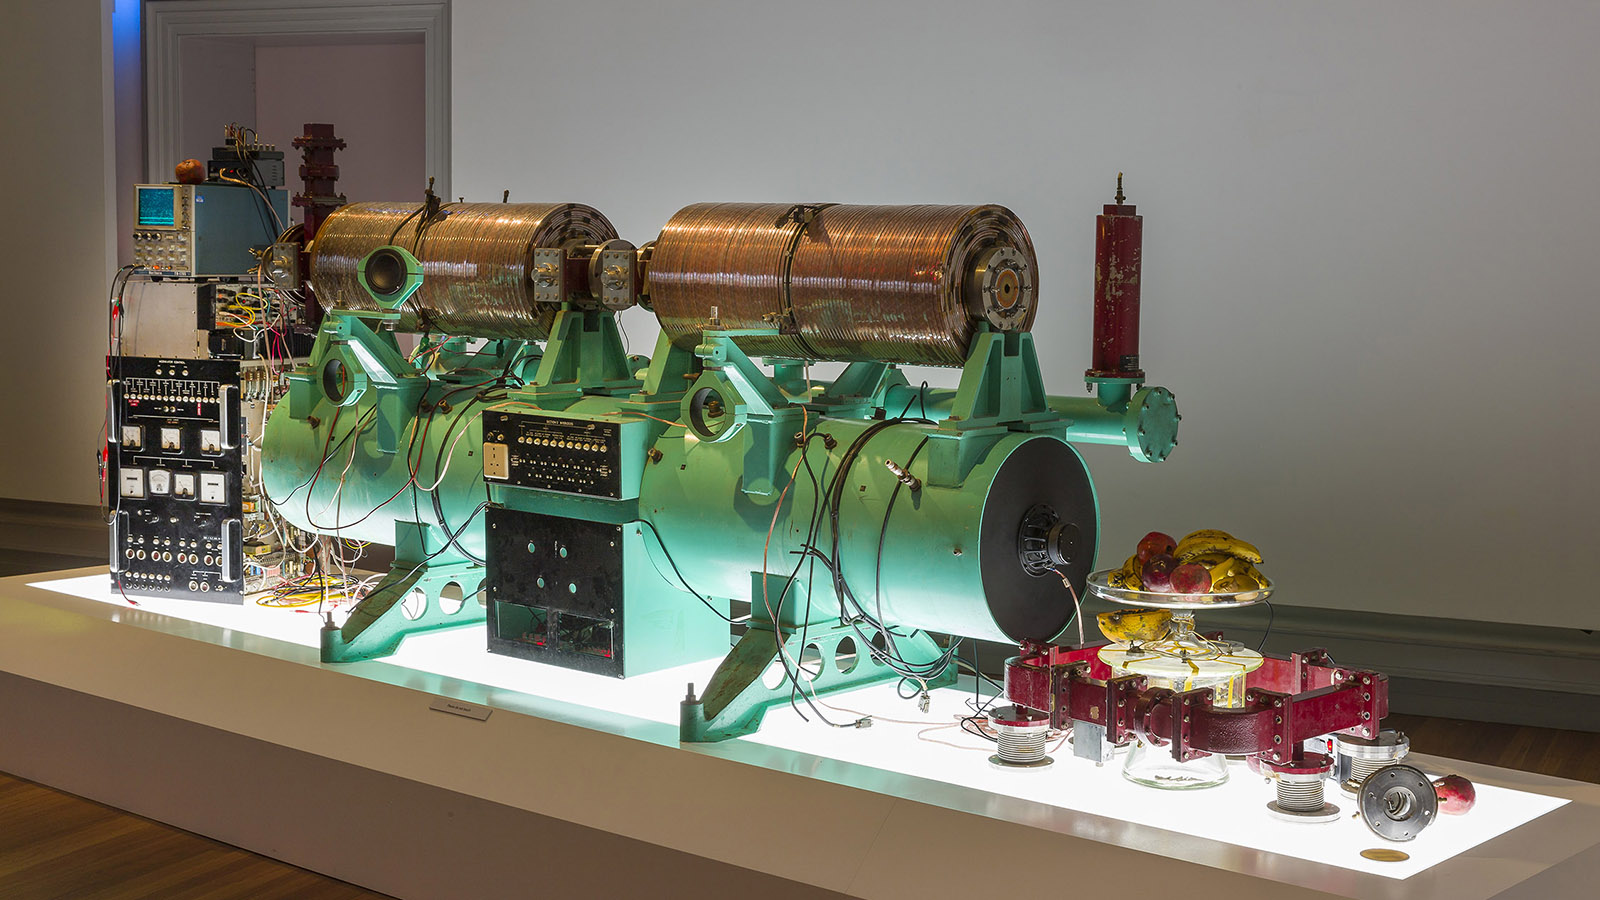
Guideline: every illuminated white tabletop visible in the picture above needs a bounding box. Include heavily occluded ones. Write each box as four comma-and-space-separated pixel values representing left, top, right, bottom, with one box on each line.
2, 570, 1595, 900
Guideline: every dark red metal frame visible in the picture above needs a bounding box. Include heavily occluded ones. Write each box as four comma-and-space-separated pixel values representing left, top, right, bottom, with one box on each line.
291, 123, 347, 330
1003, 638, 1388, 766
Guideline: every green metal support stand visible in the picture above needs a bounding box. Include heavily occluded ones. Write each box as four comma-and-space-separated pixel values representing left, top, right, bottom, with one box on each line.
518, 307, 640, 402
676, 537, 957, 741
321, 559, 484, 663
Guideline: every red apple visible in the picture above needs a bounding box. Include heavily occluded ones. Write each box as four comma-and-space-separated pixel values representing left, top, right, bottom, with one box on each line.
1169, 562, 1212, 595
174, 158, 205, 185
1137, 531, 1177, 562
1433, 774, 1476, 814
1143, 553, 1177, 591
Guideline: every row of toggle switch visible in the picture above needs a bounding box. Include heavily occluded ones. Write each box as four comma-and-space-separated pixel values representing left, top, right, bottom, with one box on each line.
124, 378, 218, 401
513, 436, 608, 452
127, 534, 218, 550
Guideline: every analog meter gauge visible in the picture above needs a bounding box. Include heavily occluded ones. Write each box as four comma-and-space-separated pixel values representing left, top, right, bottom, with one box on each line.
199, 472, 226, 504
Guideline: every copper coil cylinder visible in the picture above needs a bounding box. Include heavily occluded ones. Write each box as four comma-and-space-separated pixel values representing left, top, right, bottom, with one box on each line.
309, 201, 618, 339
648, 203, 1037, 366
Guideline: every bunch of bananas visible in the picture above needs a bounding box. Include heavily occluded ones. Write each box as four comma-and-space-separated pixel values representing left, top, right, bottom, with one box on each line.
1105, 529, 1268, 594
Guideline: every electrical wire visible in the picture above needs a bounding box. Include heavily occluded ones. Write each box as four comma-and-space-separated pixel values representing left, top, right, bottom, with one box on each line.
637, 519, 738, 624
765, 414, 964, 722
769, 431, 846, 724
629, 412, 686, 428
1054, 567, 1086, 647
1256, 598, 1275, 652
758, 409, 857, 728
419, 411, 475, 492
873, 435, 930, 634
216, 172, 283, 235
895, 380, 930, 420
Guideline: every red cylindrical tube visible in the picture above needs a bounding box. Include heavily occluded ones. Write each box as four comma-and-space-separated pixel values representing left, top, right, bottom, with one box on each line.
1086, 186, 1145, 381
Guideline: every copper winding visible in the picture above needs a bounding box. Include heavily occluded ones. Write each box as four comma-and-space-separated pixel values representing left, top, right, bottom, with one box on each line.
646, 203, 812, 359
648, 203, 1037, 365
309, 201, 617, 339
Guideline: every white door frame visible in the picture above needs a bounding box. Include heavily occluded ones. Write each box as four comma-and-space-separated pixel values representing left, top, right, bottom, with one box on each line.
144, 0, 450, 197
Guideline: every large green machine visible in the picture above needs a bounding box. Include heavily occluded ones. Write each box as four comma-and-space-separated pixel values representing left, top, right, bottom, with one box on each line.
262, 193, 1179, 742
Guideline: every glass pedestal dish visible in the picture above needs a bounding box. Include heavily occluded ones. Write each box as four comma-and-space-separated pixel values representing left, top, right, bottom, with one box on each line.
1087, 570, 1272, 790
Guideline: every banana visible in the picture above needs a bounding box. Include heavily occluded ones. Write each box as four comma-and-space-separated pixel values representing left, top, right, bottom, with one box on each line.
1212, 574, 1255, 593
1174, 533, 1264, 565
1214, 565, 1270, 593
1125, 554, 1147, 590
1097, 608, 1173, 644
1207, 555, 1248, 583
1107, 567, 1143, 591
1241, 563, 1270, 588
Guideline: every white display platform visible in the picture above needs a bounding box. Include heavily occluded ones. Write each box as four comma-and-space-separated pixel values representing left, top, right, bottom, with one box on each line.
3, 568, 1598, 900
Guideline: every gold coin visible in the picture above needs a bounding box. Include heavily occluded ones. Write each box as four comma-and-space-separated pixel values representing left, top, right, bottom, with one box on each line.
1360, 848, 1410, 862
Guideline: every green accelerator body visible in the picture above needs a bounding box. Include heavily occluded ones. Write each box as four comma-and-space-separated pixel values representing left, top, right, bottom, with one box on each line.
262, 281, 1179, 739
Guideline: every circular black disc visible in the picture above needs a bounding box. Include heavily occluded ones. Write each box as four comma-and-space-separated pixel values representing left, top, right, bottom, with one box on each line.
980, 437, 1098, 643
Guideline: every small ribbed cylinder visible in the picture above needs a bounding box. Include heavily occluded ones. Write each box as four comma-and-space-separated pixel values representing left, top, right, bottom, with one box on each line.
1335, 729, 1409, 792
1350, 756, 1391, 786
994, 722, 1050, 765
1276, 772, 1329, 812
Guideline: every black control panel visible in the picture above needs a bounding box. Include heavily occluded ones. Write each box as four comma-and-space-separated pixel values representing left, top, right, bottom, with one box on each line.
109, 356, 243, 603
485, 507, 625, 677
481, 411, 622, 499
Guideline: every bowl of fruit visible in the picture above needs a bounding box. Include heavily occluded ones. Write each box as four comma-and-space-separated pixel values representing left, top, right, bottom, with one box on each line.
1087, 529, 1272, 609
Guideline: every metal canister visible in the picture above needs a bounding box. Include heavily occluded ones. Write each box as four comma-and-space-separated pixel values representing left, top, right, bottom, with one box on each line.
1334, 729, 1410, 796
1085, 177, 1145, 381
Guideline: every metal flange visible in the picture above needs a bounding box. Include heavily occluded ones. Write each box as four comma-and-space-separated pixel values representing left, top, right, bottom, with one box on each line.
1358, 764, 1438, 842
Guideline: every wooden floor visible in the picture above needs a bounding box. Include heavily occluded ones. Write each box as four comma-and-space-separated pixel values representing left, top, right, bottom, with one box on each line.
0, 772, 393, 900
1389, 713, 1600, 784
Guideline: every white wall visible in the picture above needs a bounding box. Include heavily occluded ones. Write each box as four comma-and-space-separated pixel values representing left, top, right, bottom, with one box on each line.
254, 39, 428, 216
3, 2, 1593, 630
452, 0, 1600, 629
176, 37, 256, 166
0, 0, 118, 509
